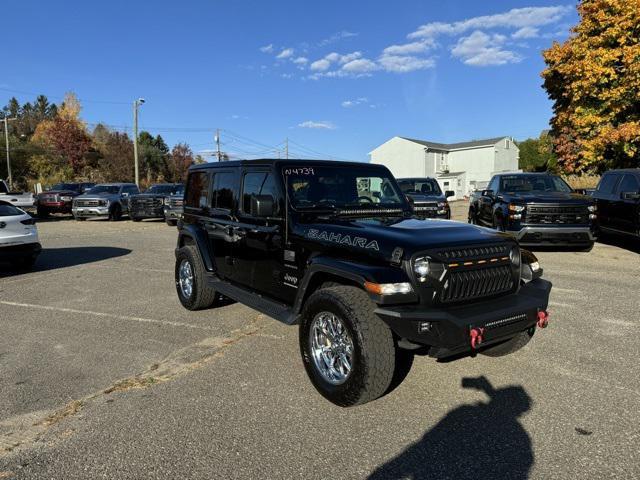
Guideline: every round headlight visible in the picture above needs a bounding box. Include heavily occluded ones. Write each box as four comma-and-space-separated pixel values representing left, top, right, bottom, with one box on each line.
413, 257, 430, 281
509, 246, 521, 267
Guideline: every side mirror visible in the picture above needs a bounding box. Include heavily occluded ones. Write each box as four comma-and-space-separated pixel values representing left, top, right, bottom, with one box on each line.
445, 190, 455, 199
250, 194, 275, 217
481, 189, 494, 197
621, 191, 640, 201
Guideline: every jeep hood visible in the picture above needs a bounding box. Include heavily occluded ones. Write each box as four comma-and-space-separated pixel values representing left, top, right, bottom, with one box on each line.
301, 217, 514, 257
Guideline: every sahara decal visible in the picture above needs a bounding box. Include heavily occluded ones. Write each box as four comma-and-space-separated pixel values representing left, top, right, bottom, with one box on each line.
306, 229, 380, 251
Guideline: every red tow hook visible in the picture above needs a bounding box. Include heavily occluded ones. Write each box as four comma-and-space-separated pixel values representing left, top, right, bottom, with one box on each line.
537, 310, 550, 328
470, 327, 485, 349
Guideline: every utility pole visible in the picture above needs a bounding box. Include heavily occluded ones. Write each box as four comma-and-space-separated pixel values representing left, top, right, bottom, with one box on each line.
2, 116, 16, 190
285, 137, 289, 159
215, 129, 222, 161
133, 98, 145, 186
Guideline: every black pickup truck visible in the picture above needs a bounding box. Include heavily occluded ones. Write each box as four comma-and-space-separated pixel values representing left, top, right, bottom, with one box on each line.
397, 177, 454, 219
174, 160, 551, 406
129, 183, 184, 222
591, 169, 640, 239
468, 173, 596, 248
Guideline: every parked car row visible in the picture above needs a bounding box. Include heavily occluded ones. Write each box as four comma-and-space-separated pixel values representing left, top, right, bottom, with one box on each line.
32, 182, 185, 225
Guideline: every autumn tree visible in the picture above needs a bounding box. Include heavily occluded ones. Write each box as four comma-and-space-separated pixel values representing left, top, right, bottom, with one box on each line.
167, 143, 194, 182
32, 92, 92, 174
99, 131, 134, 182
542, 0, 640, 174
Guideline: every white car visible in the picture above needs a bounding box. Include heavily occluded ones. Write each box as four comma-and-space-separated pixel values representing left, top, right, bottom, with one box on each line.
0, 200, 41, 269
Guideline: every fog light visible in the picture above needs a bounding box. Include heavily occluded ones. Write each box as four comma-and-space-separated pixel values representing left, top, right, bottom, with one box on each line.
413, 257, 430, 281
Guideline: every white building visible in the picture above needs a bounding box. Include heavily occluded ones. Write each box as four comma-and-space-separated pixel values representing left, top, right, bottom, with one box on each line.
370, 136, 520, 199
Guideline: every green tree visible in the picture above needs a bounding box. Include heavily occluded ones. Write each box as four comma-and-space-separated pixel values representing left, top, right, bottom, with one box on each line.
167, 143, 194, 182
99, 131, 134, 182
518, 132, 558, 172
542, 0, 640, 173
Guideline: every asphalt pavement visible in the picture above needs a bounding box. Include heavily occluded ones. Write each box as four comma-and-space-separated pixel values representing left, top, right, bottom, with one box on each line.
0, 212, 638, 479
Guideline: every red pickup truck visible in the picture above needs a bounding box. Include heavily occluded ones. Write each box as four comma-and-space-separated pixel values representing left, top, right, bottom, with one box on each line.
36, 182, 95, 217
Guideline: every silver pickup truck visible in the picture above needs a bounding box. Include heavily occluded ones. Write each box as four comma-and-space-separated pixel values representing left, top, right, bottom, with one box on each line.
0, 180, 37, 211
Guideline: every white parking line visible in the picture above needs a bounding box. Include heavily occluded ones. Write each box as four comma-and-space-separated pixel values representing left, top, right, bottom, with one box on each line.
552, 287, 582, 294
0, 300, 213, 331
548, 301, 574, 308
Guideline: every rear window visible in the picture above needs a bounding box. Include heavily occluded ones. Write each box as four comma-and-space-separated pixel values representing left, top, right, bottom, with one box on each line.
212, 172, 236, 210
0, 202, 22, 216
619, 174, 639, 193
185, 172, 210, 209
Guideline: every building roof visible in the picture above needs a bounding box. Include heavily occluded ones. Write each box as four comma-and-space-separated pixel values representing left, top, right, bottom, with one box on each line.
399, 136, 509, 151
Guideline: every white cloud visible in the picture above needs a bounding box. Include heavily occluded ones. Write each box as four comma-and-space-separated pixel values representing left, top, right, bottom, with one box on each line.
451, 31, 522, 66
512, 26, 539, 39
382, 39, 436, 56
310, 58, 332, 71
341, 97, 369, 108
260, 44, 274, 53
309, 51, 362, 71
342, 58, 378, 73
292, 56, 308, 65
378, 54, 434, 73
276, 48, 295, 59
318, 31, 358, 47
408, 6, 572, 39
298, 120, 336, 130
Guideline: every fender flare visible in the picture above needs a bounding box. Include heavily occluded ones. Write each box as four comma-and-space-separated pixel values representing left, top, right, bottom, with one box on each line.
177, 224, 214, 272
292, 256, 413, 315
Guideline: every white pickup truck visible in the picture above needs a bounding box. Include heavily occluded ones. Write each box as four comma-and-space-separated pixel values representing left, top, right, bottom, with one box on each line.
0, 180, 37, 211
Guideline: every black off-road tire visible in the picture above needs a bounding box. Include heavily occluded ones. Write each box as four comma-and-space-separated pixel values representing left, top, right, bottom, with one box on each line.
480, 329, 534, 357
131, 216, 142, 222
75, 216, 86, 221
109, 204, 122, 221
493, 214, 505, 232
300, 286, 396, 407
174, 245, 219, 310
166, 218, 178, 227
468, 209, 477, 224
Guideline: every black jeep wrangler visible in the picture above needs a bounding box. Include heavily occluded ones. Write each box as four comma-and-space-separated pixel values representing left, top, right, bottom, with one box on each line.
175, 160, 552, 407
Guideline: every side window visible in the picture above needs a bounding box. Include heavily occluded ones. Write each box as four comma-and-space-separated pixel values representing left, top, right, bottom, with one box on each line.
242, 172, 278, 214
126, 185, 139, 194
596, 174, 621, 195
619, 174, 639, 194
185, 171, 210, 209
212, 171, 236, 211
488, 177, 499, 192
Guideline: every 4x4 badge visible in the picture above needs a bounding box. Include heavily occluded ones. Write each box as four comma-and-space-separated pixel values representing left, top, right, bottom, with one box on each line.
307, 229, 379, 251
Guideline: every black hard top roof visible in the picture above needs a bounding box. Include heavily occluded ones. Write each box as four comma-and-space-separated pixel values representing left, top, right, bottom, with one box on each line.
189, 159, 379, 171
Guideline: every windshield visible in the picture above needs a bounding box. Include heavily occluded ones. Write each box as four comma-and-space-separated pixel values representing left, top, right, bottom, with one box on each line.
147, 184, 183, 195
88, 185, 120, 194
283, 165, 406, 209
0, 202, 22, 216
500, 175, 572, 193
50, 183, 80, 192
398, 178, 442, 195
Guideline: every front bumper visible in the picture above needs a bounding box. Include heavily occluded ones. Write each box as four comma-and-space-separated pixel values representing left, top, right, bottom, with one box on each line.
375, 279, 552, 358
72, 206, 110, 218
508, 226, 595, 246
39, 201, 72, 213
164, 206, 183, 220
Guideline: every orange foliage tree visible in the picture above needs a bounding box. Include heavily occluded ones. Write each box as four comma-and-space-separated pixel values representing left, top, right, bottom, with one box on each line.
542, 0, 640, 174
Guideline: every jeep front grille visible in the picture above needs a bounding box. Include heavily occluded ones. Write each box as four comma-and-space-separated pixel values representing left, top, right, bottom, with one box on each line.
441, 264, 514, 303
524, 204, 589, 225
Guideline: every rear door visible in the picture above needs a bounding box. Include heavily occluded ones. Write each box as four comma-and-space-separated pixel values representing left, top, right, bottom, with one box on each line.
594, 173, 622, 230
233, 168, 289, 302
207, 170, 240, 280
613, 174, 640, 233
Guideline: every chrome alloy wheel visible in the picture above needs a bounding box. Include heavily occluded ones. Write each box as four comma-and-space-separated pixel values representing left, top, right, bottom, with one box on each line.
178, 259, 194, 299
309, 312, 355, 385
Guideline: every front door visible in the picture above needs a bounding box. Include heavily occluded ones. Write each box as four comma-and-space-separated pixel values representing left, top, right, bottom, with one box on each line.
233, 168, 290, 302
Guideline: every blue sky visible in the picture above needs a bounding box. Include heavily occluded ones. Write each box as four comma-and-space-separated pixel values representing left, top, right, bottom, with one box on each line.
2, 0, 577, 162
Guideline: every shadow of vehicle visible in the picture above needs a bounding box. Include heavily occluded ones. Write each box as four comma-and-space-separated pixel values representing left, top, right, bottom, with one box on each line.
369, 376, 533, 480
0, 246, 131, 276
596, 232, 640, 254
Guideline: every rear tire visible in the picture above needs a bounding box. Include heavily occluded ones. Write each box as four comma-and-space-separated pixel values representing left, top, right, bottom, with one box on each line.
131, 216, 142, 222
75, 216, 86, 221
480, 329, 534, 357
175, 245, 219, 310
166, 219, 178, 226
300, 286, 396, 407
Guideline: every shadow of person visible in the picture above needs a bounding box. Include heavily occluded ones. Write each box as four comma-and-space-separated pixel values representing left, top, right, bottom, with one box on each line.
369, 376, 533, 480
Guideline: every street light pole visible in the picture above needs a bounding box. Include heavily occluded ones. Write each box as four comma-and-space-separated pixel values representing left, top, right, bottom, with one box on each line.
2, 116, 16, 190
133, 98, 145, 186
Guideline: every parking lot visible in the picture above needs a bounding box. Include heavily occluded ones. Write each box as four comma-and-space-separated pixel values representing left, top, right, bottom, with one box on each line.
0, 211, 639, 479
